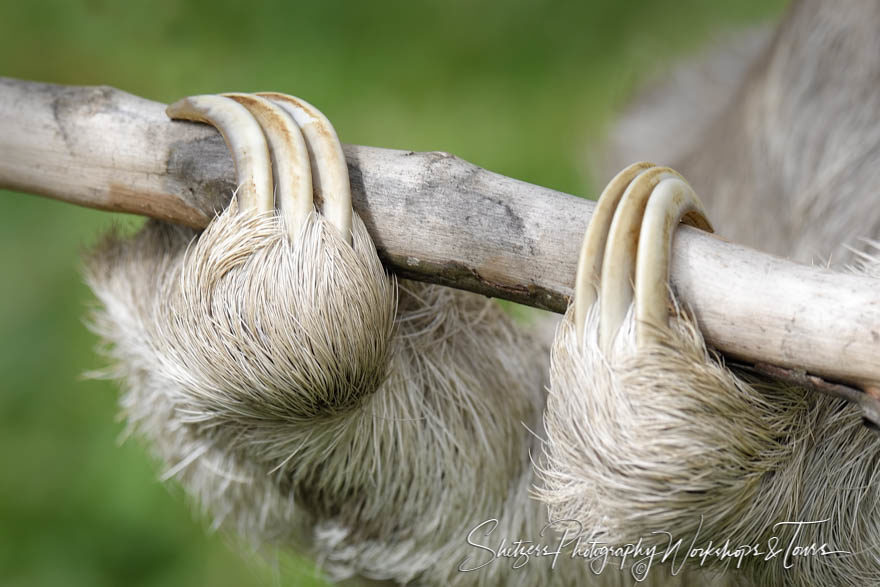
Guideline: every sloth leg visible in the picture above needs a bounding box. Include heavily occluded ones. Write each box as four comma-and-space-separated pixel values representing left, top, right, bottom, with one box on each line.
539, 163, 801, 583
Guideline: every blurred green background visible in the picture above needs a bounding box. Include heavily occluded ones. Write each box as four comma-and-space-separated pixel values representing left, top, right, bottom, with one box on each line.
0, 1, 785, 585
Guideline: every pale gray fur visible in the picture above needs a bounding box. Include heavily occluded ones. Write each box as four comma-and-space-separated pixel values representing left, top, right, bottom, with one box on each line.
539, 0, 880, 584
84, 206, 593, 584
540, 297, 880, 585
82, 1, 880, 583
86, 197, 735, 584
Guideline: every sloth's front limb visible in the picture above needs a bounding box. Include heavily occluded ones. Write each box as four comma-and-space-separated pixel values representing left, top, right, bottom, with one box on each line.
539, 162, 880, 586
87, 93, 577, 585
540, 163, 793, 582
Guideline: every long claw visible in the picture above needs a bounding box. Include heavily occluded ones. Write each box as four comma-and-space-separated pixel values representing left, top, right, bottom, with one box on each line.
598, 166, 680, 351
222, 93, 314, 237
634, 177, 713, 346
257, 92, 353, 244
166, 95, 274, 214
574, 161, 655, 342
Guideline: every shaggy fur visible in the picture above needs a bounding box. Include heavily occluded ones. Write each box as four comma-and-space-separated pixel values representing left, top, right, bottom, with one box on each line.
87, 207, 397, 545
82, 2, 880, 584
537, 1, 880, 584
540, 298, 880, 585
84, 209, 518, 583
87, 202, 733, 584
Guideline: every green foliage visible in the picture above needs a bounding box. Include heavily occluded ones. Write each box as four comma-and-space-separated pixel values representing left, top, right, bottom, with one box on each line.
0, 0, 784, 584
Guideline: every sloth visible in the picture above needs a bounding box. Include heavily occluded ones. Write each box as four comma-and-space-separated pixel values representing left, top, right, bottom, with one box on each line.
83, 1, 880, 586
86, 93, 726, 585
537, 1, 880, 586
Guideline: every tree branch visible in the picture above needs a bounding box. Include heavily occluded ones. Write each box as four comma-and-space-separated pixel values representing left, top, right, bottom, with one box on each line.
2, 76, 879, 395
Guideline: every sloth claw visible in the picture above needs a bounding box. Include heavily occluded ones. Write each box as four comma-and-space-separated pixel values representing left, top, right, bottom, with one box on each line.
573, 162, 712, 350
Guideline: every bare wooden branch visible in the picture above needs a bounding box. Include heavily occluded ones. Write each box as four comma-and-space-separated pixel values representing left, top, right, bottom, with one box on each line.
1, 76, 879, 390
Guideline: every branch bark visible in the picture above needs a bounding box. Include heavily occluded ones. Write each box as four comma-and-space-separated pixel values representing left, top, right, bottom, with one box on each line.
1, 76, 879, 392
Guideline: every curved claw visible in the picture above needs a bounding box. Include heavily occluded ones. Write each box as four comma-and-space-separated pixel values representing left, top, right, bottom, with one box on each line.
634, 177, 713, 347
257, 92, 353, 244
573, 163, 713, 352
574, 161, 655, 342
222, 93, 314, 237
598, 166, 681, 351
166, 95, 274, 214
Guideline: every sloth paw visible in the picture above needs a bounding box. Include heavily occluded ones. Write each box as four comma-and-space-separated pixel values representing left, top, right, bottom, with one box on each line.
85, 93, 397, 541
537, 163, 804, 553
158, 93, 397, 425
